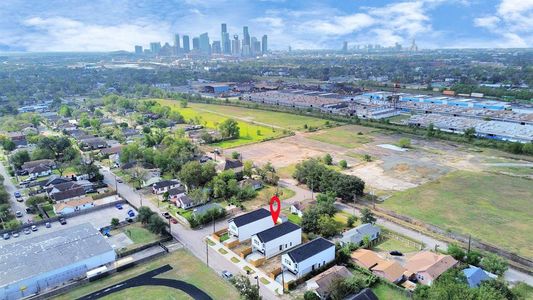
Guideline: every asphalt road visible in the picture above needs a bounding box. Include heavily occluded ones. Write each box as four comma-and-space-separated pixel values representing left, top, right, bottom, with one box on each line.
0, 161, 30, 223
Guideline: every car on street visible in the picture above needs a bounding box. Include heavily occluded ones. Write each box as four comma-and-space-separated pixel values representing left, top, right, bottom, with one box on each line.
12, 232, 19, 238
45, 222, 51, 228
170, 218, 178, 224
15, 211, 23, 218
389, 250, 404, 256
23, 228, 31, 235
14, 191, 21, 198
221, 270, 233, 280
31, 225, 38, 231
59, 217, 67, 225
116, 178, 123, 183
127, 210, 135, 218
115, 203, 123, 210
2, 233, 10, 240
16, 197, 24, 202
162, 212, 171, 219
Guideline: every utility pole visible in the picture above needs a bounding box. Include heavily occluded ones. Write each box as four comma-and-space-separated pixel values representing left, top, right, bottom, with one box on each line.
212, 214, 215, 234
467, 234, 471, 253
206, 239, 209, 267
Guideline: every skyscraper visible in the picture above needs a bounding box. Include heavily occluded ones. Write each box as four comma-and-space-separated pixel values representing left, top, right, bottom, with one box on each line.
192, 37, 200, 50
174, 34, 181, 55
221, 23, 231, 54
243, 26, 250, 47
232, 34, 240, 56
261, 35, 268, 54
342, 41, 348, 53
199, 32, 210, 55
182, 35, 190, 53
134, 45, 143, 55
150, 42, 161, 55
212, 41, 221, 54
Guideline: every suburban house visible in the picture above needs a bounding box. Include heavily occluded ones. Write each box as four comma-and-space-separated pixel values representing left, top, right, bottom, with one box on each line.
290, 200, 316, 218
168, 186, 187, 202
192, 203, 222, 218
142, 176, 162, 188
39, 176, 71, 188
306, 265, 353, 299
405, 251, 458, 285
51, 186, 86, 202
228, 208, 273, 242
28, 165, 52, 179
463, 266, 496, 288
341, 223, 381, 246
80, 137, 108, 150
152, 180, 181, 194
21, 159, 55, 172
217, 159, 244, 174
282, 237, 336, 278
238, 178, 263, 190
176, 194, 195, 209
99, 145, 122, 156
351, 249, 406, 283
46, 182, 82, 196
251, 221, 302, 258
53, 197, 95, 215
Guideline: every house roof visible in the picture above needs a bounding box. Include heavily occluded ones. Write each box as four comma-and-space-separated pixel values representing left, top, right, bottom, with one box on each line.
230, 208, 271, 227
177, 194, 193, 205
372, 260, 406, 283
168, 186, 187, 196
345, 288, 378, 300
308, 265, 352, 298
52, 182, 81, 192
51, 187, 86, 201
287, 237, 334, 263
193, 203, 222, 216
22, 159, 54, 170
54, 197, 94, 212
28, 165, 50, 173
351, 249, 383, 269
100, 145, 122, 155
254, 221, 300, 243
239, 178, 262, 188
41, 176, 71, 187
219, 159, 243, 171
405, 251, 458, 279
342, 223, 380, 243
463, 266, 493, 288
292, 200, 316, 212
153, 180, 180, 189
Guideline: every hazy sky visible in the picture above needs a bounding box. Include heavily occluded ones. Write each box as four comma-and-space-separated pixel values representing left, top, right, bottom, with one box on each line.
0, 0, 531, 52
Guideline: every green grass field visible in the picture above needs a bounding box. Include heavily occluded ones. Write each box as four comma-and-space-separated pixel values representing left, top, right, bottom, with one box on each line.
372, 283, 410, 300
101, 286, 191, 300
307, 125, 376, 148
157, 99, 285, 148
373, 236, 421, 254
53, 249, 238, 300
115, 223, 160, 245
243, 185, 296, 210
381, 170, 533, 258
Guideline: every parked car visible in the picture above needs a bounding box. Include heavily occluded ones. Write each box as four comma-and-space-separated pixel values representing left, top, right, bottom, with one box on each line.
162, 212, 171, 219
16, 169, 28, 176
115, 203, 123, 210
16, 197, 24, 202
2, 233, 10, 240
15, 211, 23, 218
221, 270, 233, 280
23, 228, 31, 235
59, 217, 67, 225
170, 218, 178, 224
31, 225, 38, 231
12, 232, 19, 238
389, 250, 404, 256
125, 217, 134, 223
116, 178, 123, 183
45, 222, 51, 228
14, 191, 21, 198
127, 210, 135, 218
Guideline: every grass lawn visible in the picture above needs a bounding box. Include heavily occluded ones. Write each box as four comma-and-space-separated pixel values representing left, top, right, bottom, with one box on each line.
512, 282, 533, 300
381, 170, 533, 258
220, 232, 230, 242
242, 185, 296, 210
54, 249, 238, 300
277, 164, 297, 179
372, 283, 410, 300
307, 125, 376, 148
101, 286, 191, 300
373, 235, 421, 253
190, 102, 334, 131
116, 223, 161, 245
156, 99, 286, 148
287, 212, 302, 225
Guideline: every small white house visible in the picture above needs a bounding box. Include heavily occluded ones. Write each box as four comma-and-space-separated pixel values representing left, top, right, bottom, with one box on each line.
340, 223, 381, 246
251, 222, 302, 258
282, 238, 335, 278
228, 208, 273, 242
152, 180, 180, 194
176, 194, 195, 209
28, 165, 52, 179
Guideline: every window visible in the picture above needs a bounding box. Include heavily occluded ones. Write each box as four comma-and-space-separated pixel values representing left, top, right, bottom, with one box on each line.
279, 245, 282, 251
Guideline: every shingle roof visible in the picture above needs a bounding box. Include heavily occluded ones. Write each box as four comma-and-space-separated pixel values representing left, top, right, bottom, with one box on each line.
345, 288, 378, 300
230, 208, 271, 227
287, 237, 334, 263
168, 186, 187, 196
405, 251, 458, 279
463, 266, 492, 288
51, 187, 85, 201
255, 221, 300, 243
153, 180, 180, 189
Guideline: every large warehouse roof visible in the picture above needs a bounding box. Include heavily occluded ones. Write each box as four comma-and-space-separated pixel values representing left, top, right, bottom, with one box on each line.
0, 223, 114, 287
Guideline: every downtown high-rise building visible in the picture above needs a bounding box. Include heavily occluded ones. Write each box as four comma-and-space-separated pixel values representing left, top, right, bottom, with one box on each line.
174, 34, 181, 55
199, 33, 210, 55
192, 37, 200, 50
231, 34, 240, 56
150, 42, 161, 55
212, 41, 221, 54
134, 45, 143, 54
221, 23, 231, 54
182, 35, 190, 53
261, 35, 268, 54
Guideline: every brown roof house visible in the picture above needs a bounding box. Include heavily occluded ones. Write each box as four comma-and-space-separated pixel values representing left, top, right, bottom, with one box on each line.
351, 249, 406, 284
405, 251, 458, 285
306, 265, 353, 299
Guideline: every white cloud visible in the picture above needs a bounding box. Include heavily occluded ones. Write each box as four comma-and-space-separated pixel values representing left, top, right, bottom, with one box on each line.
18, 17, 172, 52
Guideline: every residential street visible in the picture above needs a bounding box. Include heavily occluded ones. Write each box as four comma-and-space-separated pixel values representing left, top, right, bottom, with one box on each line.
0, 161, 30, 223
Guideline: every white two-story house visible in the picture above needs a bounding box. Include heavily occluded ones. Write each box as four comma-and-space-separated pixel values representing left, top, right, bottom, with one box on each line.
251, 221, 302, 258
282, 237, 335, 278
228, 208, 273, 242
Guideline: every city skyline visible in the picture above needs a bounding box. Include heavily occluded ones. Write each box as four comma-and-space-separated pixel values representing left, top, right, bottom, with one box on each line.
0, 0, 532, 52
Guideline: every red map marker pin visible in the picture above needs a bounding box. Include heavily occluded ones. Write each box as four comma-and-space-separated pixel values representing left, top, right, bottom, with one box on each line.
269, 195, 281, 225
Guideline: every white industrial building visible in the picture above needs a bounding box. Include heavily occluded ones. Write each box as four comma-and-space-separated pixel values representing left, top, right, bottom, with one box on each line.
251, 221, 302, 258
282, 237, 335, 278
228, 208, 273, 242
0, 223, 116, 300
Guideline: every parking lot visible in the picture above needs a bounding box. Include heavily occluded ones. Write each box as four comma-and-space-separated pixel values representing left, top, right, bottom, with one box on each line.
1, 204, 137, 244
